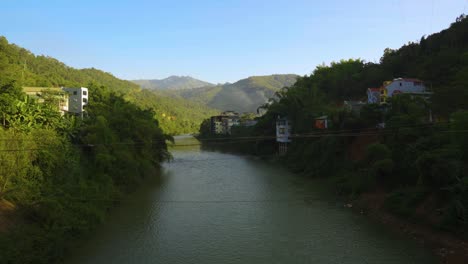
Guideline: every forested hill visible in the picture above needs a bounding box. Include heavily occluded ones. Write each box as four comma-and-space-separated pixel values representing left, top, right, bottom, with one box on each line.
159, 74, 299, 112
131, 75, 214, 90
0, 36, 138, 94
0, 36, 177, 263
266, 14, 468, 115
0, 36, 217, 134
216, 15, 468, 239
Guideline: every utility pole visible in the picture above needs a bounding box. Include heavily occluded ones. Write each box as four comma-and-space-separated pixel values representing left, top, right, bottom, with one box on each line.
21, 60, 26, 85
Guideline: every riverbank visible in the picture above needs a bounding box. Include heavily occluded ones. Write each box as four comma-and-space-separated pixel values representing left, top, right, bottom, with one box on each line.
350, 191, 468, 264
198, 138, 467, 264
0, 164, 166, 264
320, 172, 468, 264
299, 166, 468, 264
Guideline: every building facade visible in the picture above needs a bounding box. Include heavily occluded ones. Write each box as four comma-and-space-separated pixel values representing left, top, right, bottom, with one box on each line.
384, 78, 427, 97
23, 87, 69, 114
367, 78, 430, 105
23, 86, 89, 115
210, 111, 240, 135
367, 88, 381, 104
62, 87, 88, 114
276, 117, 291, 143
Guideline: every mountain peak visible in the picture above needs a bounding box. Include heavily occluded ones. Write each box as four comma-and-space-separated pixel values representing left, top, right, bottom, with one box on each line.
167, 74, 299, 113
131, 76, 214, 90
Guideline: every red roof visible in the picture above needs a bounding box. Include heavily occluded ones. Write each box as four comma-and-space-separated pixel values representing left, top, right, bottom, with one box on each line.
368, 88, 380, 92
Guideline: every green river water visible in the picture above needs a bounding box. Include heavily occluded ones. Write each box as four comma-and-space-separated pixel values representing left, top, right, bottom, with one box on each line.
69, 135, 435, 264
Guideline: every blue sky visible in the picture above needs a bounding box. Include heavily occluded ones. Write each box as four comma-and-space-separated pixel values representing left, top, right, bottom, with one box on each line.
1, 0, 467, 83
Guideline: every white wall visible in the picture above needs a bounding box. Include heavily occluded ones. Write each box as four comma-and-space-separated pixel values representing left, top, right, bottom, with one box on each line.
62, 87, 88, 114
276, 119, 291, 143
386, 80, 426, 97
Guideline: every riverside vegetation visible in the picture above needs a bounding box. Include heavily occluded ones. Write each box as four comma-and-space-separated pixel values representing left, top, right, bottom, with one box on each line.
199, 15, 468, 238
0, 38, 177, 263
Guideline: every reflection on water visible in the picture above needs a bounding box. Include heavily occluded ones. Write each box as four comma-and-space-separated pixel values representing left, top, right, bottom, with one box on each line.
69, 135, 435, 264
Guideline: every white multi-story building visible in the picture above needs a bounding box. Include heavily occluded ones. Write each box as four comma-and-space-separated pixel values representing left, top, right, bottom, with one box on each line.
384, 78, 427, 97
223, 117, 240, 135
22, 86, 89, 116
210, 111, 241, 135
276, 116, 291, 143
367, 78, 431, 105
62, 87, 88, 114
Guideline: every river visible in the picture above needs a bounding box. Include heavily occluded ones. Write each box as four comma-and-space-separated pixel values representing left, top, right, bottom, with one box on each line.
69, 135, 435, 264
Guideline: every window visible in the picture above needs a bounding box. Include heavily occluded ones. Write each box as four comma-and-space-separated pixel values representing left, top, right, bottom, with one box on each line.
279, 127, 285, 134
73, 91, 77, 95
83, 98, 88, 103
399, 82, 402, 86
83, 91, 87, 95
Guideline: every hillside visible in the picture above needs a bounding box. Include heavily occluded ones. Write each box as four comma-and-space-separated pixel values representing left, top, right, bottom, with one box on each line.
131, 75, 214, 90
163, 74, 299, 112
126, 89, 218, 134
203, 14, 468, 248
0, 37, 217, 134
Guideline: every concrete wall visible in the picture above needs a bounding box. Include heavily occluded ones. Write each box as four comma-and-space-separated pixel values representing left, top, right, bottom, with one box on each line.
386, 80, 426, 97
63, 87, 88, 114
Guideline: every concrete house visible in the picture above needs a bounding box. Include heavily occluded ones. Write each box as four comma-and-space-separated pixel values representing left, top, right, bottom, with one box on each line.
222, 115, 240, 135
210, 116, 225, 134
276, 116, 291, 155
367, 88, 381, 104
368, 78, 430, 105
62, 87, 88, 115
384, 78, 427, 97
22, 86, 89, 116
210, 111, 240, 135
23, 87, 69, 114
382, 78, 431, 104
276, 116, 291, 143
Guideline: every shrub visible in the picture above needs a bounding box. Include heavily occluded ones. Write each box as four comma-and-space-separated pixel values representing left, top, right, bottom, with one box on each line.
365, 143, 391, 163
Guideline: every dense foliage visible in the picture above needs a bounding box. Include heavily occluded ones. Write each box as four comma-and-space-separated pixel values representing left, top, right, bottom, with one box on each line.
0, 66, 171, 263
127, 89, 218, 135
202, 15, 468, 236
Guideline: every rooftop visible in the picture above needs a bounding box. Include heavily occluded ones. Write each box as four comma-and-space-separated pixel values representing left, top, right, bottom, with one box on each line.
368, 88, 381, 92
23, 87, 62, 93
392, 78, 423, 83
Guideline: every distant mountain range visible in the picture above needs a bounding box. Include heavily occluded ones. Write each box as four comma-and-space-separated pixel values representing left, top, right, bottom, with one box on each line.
144, 74, 299, 113
131, 76, 214, 90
